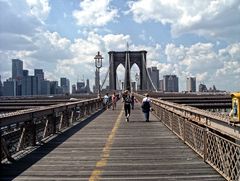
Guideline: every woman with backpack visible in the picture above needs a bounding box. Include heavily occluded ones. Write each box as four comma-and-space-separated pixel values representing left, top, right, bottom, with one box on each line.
122, 90, 132, 122
141, 93, 151, 122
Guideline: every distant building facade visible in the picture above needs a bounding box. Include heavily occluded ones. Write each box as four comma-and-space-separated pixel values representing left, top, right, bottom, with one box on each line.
72, 84, 77, 94
50, 81, 58, 95
199, 83, 208, 92
163, 75, 179, 92
2, 79, 16, 96
75, 79, 91, 94
12, 59, 23, 96
60, 77, 70, 94
21, 76, 40, 96
12, 59, 23, 80
41, 80, 50, 95
186, 77, 196, 92
159, 79, 164, 91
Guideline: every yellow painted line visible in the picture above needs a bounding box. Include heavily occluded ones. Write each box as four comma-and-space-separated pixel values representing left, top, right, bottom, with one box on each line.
89, 109, 124, 181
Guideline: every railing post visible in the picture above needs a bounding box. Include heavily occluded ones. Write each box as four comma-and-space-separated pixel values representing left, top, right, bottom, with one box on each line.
183, 118, 186, 143
0, 130, 2, 163
31, 120, 36, 146
203, 128, 208, 162
52, 114, 57, 134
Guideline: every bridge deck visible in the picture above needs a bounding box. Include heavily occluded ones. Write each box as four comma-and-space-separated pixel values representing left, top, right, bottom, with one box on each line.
0, 103, 224, 181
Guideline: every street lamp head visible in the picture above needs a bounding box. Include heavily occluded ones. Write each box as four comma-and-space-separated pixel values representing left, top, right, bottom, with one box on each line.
94, 51, 103, 69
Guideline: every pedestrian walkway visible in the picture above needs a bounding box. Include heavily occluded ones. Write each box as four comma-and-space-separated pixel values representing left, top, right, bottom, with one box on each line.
0, 102, 224, 181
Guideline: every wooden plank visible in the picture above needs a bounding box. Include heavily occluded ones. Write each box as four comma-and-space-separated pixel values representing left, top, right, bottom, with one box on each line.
0, 103, 224, 181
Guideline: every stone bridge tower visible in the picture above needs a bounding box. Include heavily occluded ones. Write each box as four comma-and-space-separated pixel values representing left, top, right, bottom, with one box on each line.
108, 50, 148, 91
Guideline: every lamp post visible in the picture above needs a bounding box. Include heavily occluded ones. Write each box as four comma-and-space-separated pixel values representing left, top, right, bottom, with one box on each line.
94, 51, 103, 96
135, 73, 139, 91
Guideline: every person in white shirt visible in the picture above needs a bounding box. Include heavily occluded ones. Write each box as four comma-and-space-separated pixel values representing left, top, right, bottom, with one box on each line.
103, 93, 109, 109
141, 93, 151, 122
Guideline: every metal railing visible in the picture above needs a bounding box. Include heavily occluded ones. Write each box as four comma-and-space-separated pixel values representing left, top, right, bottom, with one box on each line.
0, 98, 104, 163
136, 94, 240, 181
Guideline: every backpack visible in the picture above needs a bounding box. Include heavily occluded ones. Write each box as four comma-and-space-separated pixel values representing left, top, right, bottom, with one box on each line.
141, 101, 150, 112
124, 95, 131, 104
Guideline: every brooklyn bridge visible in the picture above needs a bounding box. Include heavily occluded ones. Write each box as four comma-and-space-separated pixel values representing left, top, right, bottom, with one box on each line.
0, 50, 239, 181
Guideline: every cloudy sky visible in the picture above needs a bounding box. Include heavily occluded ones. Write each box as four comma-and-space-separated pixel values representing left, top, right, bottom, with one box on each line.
0, 0, 239, 92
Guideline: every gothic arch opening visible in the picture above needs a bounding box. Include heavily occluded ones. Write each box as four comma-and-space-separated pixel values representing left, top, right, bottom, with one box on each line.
108, 50, 148, 91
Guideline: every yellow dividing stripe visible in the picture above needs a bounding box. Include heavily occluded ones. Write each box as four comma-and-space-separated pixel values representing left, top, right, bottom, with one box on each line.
89, 109, 124, 181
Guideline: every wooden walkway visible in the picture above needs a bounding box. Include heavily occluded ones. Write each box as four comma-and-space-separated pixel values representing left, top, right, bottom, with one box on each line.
0, 102, 224, 181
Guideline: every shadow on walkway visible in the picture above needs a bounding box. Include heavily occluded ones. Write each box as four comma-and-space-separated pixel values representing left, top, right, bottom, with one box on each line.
0, 109, 104, 181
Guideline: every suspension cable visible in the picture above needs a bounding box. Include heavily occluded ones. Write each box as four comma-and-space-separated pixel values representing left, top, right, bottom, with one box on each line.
142, 54, 158, 92
100, 66, 110, 90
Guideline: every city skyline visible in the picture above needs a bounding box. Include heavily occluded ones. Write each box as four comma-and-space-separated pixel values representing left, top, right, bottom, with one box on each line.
0, 0, 239, 92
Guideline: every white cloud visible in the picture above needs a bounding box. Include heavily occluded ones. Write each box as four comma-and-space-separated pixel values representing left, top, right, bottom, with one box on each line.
158, 42, 240, 91
26, 0, 51, 21
72, 0, 118, 27
128, 0, 240, 42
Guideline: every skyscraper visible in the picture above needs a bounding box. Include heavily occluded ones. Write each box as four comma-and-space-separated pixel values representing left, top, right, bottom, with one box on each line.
12, 59, 23, 80
34, 69, 44, 94
12, 59, 23, 96
60, 77, 70, 94
34, 69, 44, 80
41, 80, 50, 95
3, 79, 15, 96
21, 76, 40, 95
50, 81, 58, 94
186, 77, 196, 92
163, 75, 179, 92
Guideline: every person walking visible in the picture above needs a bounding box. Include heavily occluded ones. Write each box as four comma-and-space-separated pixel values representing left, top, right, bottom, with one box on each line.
131, 93, 136, 110
141, 93, 151, 122
103, 93, 109, 109
112, 92, 117, 110
122, 90, 132, 122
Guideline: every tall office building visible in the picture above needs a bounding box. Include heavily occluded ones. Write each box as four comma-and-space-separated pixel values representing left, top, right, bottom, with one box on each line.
21, 76, 40, 96
12, 59, 23, 96
72, 84, 76, 94
50, 81, 58, 94
199, 83, 208, 92
77, 82, 85, 91
186, 77, 196, 92
60, 77, 70, 94
147, 67, 159, 91
23, 70, 29, 77
35, 69, 44, 94
41, 80, 50, 95
12, 59, 23, 80
163, 75, 179, 92
34, 69, 44, 80
2, 79, 16, 96
159, 79, 164, 91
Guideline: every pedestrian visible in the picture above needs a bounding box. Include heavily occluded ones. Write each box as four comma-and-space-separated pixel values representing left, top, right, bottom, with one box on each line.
103, 93, 109, 109
122, 90, 132, 122
112, 92, 117, 110
141, 93, 151, 122
131, 92, 136, 110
